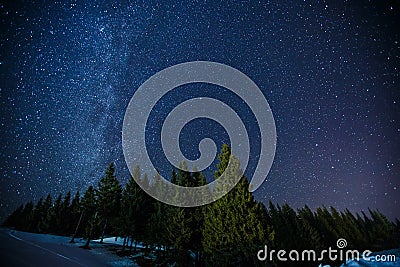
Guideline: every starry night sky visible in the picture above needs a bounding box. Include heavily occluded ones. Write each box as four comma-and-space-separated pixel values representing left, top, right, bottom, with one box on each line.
1, 1, 399, 221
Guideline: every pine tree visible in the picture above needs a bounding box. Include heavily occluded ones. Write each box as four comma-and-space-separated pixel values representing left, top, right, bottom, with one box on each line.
191, 169, 209, 265
39, 194, 52, 233
314, 206, 339, 247
46, 193, 63, 234
368, 208, 396, 249
298, 205, 323, 250
214, 144, 231, 179
147, 171, 167, 249
81, 186, 97, 249
2, 204, 24, 228
202, 144, 266, 266
30, 197, 44, 232
149, 201, 169, 252
96, 162, 122, 243
165, 164, 194, 266
279, 203, 303, 249
166, 207, 193, 266
341, 209, 365, 248
171, 167, 178, 185
120, 165, 151, 251
19, 201, 34, 231
60, 191, 71, 235
70, 191, 82, 243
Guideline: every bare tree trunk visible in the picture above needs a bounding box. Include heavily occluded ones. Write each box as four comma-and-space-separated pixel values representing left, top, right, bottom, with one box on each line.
122, 236, 127, 252
70, 211, 84, 243
82, 236, 91, 249
81, 211, 97, 250
82, 221, 94, 249
100, 218, 108, 243
129, 237, 134, 251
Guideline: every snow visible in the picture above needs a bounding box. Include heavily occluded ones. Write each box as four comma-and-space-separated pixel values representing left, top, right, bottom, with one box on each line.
92, 236, 146, 249
93, 236, 126, 246
109, 258, 140, 267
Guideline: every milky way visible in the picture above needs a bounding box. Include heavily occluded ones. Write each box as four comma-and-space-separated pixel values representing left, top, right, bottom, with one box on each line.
0, 1, 399, 220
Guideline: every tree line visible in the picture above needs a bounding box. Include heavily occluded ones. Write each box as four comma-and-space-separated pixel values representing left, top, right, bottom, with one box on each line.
3, 144, 400, 266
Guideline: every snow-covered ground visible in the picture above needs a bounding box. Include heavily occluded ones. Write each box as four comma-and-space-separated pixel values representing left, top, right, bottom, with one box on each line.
93, 236, 146, 249
93, 236, 126, 246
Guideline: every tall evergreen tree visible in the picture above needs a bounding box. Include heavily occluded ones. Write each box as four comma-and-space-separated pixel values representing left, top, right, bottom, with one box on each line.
165, 163, 194, 266
60, 191, 71, 235
202, 144, 266, 266
148, 173, 172, 251
30, 197, 44, 232
298, 205, 323, 250
46, 193, 63, 234
96, 162, 122, 243
2, 204, 24, 228
70, 191, 82, 243
19, 201, 34, 231
120, 165, 151, 251
166, 206, 193, 266
191, 168, 209, 266
39, 194, 53, 233
81, 186, 97, 249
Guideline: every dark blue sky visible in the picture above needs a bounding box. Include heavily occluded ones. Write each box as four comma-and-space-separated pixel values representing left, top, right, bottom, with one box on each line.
1, 0, 399, 220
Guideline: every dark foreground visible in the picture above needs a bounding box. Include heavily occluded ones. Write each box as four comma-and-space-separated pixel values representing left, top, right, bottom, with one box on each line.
0, 228, 119, 267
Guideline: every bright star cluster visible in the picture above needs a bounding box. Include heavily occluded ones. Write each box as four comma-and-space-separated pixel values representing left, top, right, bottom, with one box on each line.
0, 1, 399, 220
